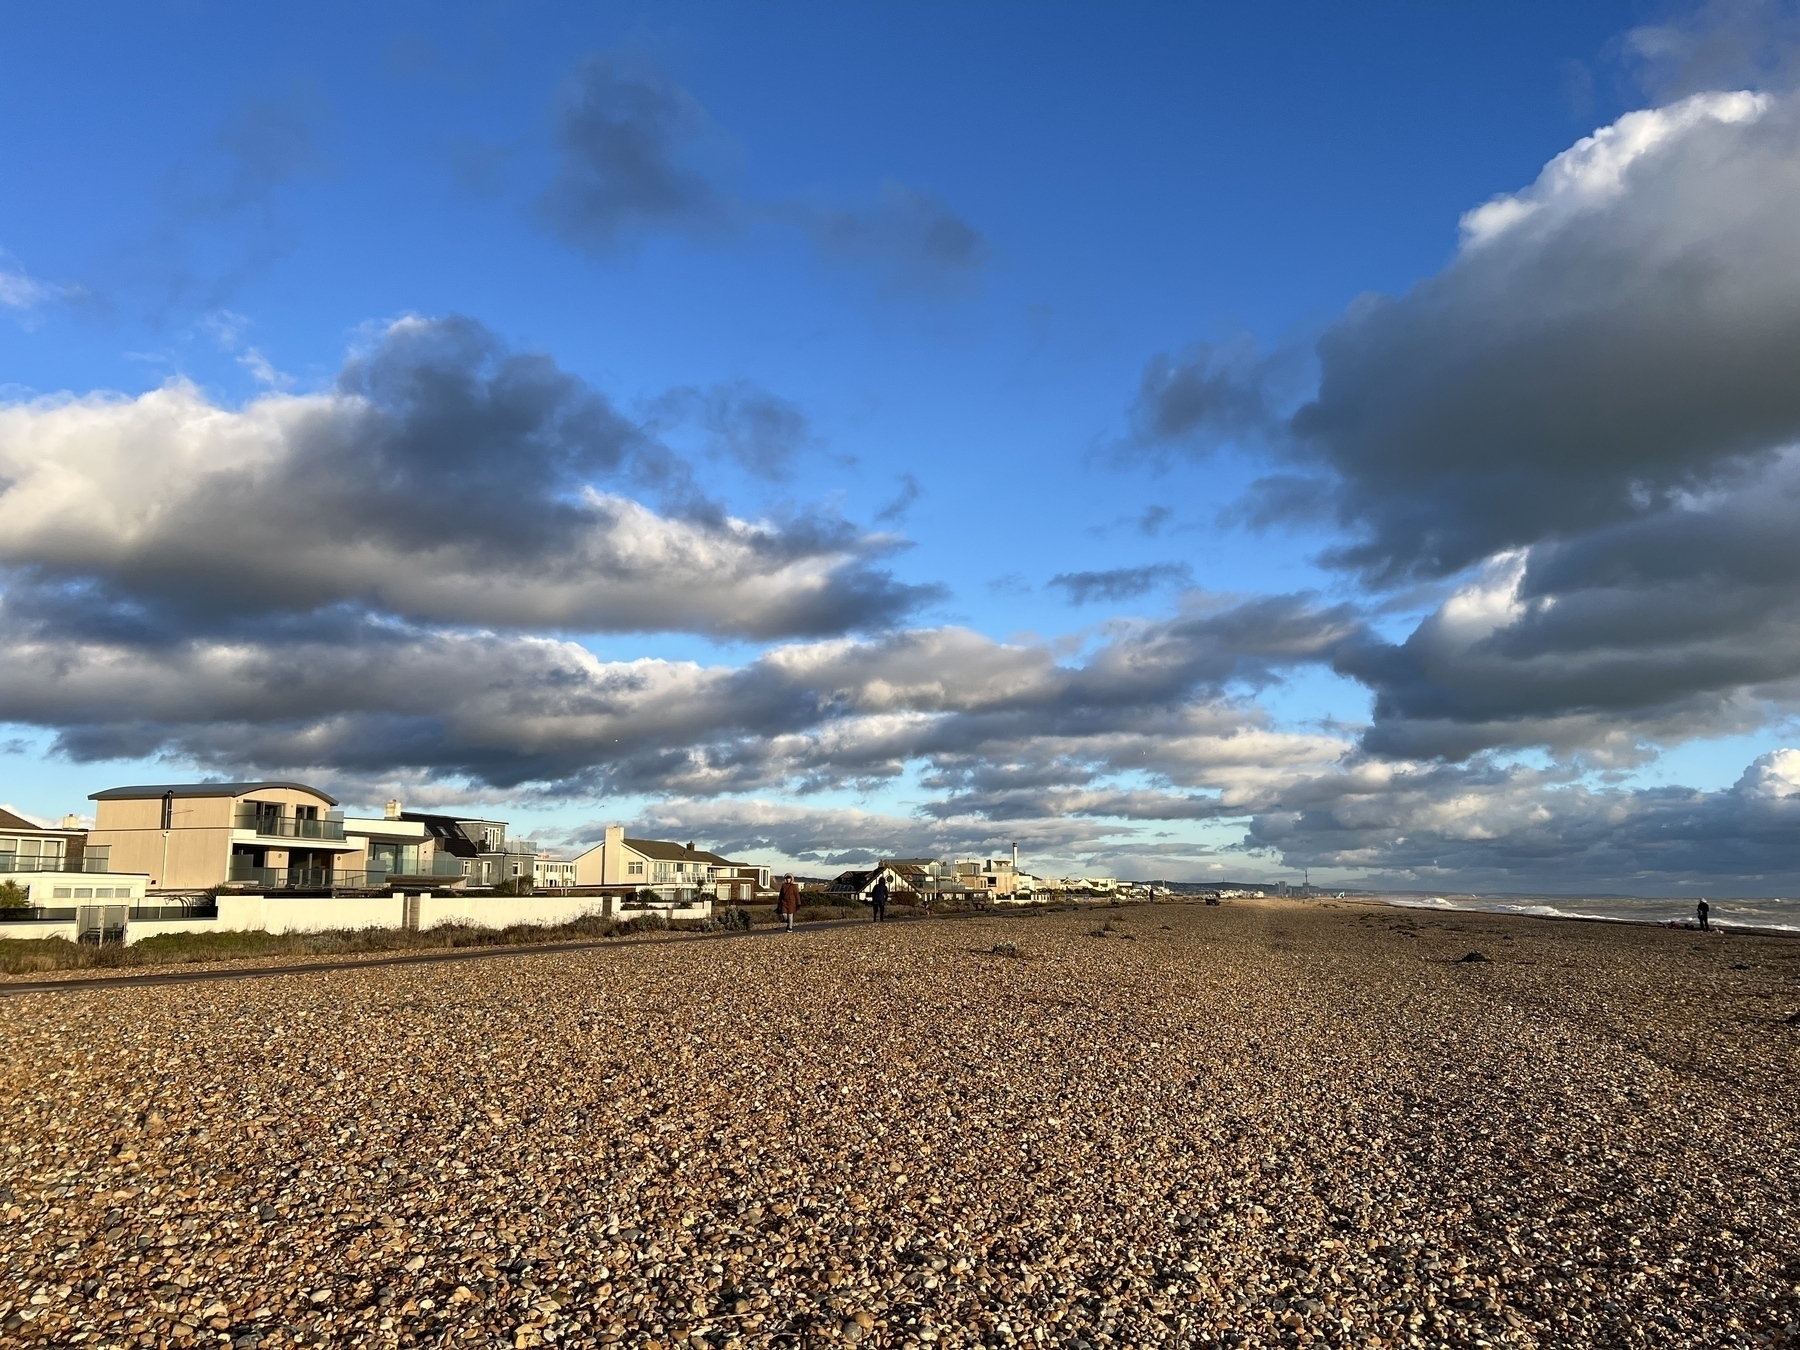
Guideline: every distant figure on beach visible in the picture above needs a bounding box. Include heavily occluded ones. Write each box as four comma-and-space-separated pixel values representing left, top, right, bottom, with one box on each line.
870, 876, 889, 924
778, 874, 801, 932
1697, 898, 1710, 932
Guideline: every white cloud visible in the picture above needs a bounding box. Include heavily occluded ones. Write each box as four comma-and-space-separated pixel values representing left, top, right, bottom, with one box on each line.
1459, 90, 1770, 247
0, 316, 929, 640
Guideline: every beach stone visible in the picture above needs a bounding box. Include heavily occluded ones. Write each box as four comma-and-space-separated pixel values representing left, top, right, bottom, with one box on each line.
3, 901, 1798, 1348
1460, 951, 1491, 962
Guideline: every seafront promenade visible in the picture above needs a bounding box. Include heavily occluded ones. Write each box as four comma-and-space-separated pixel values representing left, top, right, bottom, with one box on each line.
2, 900, 1796, 1348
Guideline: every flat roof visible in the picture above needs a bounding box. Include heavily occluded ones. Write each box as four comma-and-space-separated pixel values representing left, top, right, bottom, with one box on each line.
89, 782, 340, 805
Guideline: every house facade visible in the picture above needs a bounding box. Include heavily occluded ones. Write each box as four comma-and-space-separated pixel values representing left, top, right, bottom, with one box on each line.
84, 783, 491, 893
827, 865, 905, 900
534, 856, 578, 888
572, 826, 770, 899
0, 807, 99, 876
88, 782, 364, 892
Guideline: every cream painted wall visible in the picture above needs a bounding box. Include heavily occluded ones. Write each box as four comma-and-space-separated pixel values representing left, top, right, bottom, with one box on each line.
89, 785, 340, 890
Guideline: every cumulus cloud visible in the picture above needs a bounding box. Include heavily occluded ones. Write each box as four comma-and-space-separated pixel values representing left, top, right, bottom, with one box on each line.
0, 315, 930, 641
1048, 563, 1192, 606
1124, 88, 1800, 774
1240, 749, 1800, 894
0, 590, 1357, 803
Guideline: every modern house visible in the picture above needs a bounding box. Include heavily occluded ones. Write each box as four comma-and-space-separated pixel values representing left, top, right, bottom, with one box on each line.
398, 810, 523, 888
0, 806, 151, 916
85, 783, 483, 893
87, 782, 363, 892
572, 827, 770, 900
954, 853, 1021, 898
0, 806, 100, 876
533, 856, 577, 888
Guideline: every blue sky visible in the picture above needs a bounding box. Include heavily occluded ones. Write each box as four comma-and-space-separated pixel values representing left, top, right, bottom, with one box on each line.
11, 1, 1800, 892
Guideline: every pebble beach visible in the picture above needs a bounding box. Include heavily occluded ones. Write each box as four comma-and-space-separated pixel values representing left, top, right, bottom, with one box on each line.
2, 900, 1797, 1349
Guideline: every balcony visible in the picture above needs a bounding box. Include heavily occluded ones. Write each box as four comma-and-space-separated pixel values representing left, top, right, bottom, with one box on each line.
232, 809, 346, 841
0, 851, 112, 874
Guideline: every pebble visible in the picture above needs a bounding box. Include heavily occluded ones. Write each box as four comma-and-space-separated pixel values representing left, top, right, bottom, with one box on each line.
1, 902, 1796, 1348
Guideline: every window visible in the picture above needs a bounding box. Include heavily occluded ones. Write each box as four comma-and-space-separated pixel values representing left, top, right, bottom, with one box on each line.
53, 887, 71, 899
74, 887, 93, 898
93, 887, 113, 898
627, 861, 644, 876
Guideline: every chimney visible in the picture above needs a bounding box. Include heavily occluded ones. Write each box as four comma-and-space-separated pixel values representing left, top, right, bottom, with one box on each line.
1012, 841, 1019, 870
385, 799, 403, 820
603, 825, 625, 884
59, 814, 81, 830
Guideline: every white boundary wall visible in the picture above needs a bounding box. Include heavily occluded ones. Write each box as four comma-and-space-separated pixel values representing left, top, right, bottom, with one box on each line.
0, 919, 79, 941
216, 894, 404, 935
3, 890, 717, 947
417, 893, 714, 929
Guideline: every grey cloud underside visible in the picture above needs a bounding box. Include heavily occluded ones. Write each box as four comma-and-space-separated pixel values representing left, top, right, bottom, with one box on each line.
0, 315, 931, 641
1139, 95, 1800, 583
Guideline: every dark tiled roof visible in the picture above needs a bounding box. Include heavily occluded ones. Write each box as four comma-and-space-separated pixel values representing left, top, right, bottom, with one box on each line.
90, 782, 339, 805
625, 838, 734, 865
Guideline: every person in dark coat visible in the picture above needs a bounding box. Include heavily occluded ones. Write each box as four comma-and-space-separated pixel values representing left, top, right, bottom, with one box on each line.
778, 875, 801, 932
1697, 898, 1711, 932
870, 876, 889, 924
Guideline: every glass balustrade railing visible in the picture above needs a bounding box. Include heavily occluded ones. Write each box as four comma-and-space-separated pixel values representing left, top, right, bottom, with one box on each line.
231, 810, 347, 841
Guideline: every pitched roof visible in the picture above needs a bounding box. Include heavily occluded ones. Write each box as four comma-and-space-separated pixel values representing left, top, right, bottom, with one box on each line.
0, 807, 58, 832
624, 837, 734, 865
90, 781, 339, 805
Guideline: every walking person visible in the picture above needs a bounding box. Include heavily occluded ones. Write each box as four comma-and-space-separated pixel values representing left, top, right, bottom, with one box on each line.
870, 875, 889, 924
1697, 898, 1711, 932
778, 874, 801, 933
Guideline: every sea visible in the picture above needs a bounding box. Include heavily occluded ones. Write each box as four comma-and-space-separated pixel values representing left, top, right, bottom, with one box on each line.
1372, 892, 1800, 935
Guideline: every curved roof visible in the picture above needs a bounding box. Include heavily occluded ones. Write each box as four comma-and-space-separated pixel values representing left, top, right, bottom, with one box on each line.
89, 782, 339, 805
